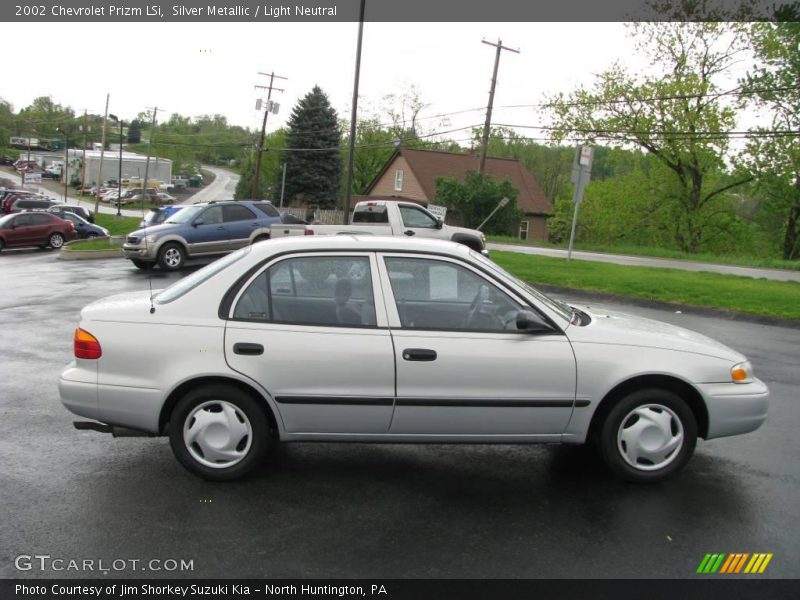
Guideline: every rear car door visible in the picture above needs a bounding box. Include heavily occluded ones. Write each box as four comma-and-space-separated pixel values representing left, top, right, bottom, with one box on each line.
224, 253, 396, 434
221, 204, 259, 250
379, 254, 577, 437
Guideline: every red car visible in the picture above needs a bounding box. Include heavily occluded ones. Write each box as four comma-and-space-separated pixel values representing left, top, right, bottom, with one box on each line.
0, 212, 77, 251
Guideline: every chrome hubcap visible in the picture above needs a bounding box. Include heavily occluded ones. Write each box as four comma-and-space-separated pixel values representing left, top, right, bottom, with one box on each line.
617, 404, 684, 471
183, 401, 252, 469
164, 248, 182, 267
51, 235, 64, 248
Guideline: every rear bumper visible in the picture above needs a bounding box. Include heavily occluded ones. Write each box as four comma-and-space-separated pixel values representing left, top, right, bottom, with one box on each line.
699, 378, 769, 440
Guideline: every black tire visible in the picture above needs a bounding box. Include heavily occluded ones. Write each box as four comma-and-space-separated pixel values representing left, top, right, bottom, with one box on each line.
48, 232, 65, 249
131, 259, 153, 270
158, 242, 186, 271
0, 238, 4, 252
86, 233, 98, 239
168, 384, 271, 481
599, 388, 697, 483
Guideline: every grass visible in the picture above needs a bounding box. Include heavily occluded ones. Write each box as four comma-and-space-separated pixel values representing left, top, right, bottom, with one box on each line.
488, 235, 800, 272
492, 250, 800, 321
94, 213, 141, 236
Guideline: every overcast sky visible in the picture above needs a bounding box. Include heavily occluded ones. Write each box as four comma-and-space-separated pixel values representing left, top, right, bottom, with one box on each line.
2, 22, 757, 140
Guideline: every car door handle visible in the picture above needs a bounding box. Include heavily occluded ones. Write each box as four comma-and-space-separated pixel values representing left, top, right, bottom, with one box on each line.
216, 226, 225, 230
402, 348, 437, 361
233, 343, 264, 356
404, 230, 415, 236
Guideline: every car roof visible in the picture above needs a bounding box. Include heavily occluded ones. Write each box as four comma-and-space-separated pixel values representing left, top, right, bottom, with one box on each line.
250, 234, 472, 258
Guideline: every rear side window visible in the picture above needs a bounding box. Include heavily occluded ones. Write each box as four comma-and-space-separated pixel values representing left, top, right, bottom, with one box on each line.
30, 214, 52, 225
252, 203, 280, 218
223, 204, 256, 222
233, 256, 376, 327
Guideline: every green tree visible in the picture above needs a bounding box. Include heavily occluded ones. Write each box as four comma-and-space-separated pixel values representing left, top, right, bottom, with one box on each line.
740, 17, 800, 260
435, 171, 522, 235
548, 21, 753, 252
127, 120, 142, 144
284, 86, 342, 208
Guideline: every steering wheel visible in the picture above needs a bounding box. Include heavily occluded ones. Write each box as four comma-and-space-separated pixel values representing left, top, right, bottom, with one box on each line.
462, 285, 503, 330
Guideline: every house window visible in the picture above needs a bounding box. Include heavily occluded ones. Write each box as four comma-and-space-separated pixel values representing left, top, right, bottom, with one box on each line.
519, 220, 529, 240
394, 169, 404, 192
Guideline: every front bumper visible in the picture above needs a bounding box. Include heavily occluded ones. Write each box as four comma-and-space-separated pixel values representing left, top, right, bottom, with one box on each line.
699, 377, 769, 439
122, 243, 157, 260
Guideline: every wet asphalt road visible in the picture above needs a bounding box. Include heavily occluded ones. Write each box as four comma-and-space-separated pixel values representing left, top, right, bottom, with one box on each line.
0, 250, 798, 580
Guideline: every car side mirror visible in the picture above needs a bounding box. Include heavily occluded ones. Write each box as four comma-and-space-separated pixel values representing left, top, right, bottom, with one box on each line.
193, 219, 204, 227
516, 310, 551, 332
435, 218, 443, 230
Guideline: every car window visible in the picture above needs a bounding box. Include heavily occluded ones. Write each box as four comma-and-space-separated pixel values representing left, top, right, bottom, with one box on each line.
13, 214, 32, 226
233, 256, 376, 327
252, 203, 280, 218
156, 246, 252, 304
384, 257, 524, 332
353, 205, 389, 223
30, 213, 52, 225
223, 204, 255, 222
200, 206, 223, 225
399, 205, 437, 229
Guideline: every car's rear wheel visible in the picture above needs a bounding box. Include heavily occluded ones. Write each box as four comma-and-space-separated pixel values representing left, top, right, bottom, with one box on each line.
169, 384, 271, 481
48, 232, 65, 249
599, 388, 697, 483
158, 242, 185, 270
0, 238, 4, 252
86, 233, 98, 239
252, 234, 270, 244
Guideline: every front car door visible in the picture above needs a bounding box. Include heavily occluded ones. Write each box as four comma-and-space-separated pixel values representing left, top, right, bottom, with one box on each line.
186, 205, 227, 255
224, 253, 396, 435
378, 254, 577, 439
397, 203, 443, 240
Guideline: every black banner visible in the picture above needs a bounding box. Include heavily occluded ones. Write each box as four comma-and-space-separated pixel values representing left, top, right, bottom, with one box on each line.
0, 0, 794, 23
2, 579, 799, 600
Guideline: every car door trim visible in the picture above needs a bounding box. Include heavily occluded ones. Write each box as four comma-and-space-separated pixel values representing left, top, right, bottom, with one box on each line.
275, 395, 394, 406
395, 397, 589, 408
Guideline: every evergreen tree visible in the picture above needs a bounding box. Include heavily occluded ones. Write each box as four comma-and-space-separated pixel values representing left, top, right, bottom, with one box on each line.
127, 120, 142, 144
284, 86, 341, 208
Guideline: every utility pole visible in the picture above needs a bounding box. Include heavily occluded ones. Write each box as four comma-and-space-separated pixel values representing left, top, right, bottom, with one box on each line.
94, 93, 110, 216
343, 0, 366, 224
478, 38, 519, 174
252, 71, 286, 199
142, 106, 158, 209
80, 110, 90, 193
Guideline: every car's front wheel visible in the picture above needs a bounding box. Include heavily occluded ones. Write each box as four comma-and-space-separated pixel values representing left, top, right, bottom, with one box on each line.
158, 242, 186, 270
599, 388, 697, 483
48, 232, 65, 249
130, 259, 153, 270
169, 385, 271, 481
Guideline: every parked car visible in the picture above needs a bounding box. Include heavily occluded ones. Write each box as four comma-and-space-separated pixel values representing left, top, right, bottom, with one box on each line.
155, 192, 176, 204
122, 200, 282, 270
270, 200, 487, 254
58, 212, 109, 239
60, 236, 769, 482
48, 205, 95, 223
0, 211, 76, 251
138, 205, 184, 229
8, 196, 61, 213
0, 156, 15, 166
1, 192, 39, 214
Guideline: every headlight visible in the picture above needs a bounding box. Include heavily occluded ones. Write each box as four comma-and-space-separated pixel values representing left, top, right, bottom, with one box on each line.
731, 361, 754, 384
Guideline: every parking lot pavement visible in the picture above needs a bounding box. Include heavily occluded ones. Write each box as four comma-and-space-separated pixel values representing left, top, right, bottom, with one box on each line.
1, 252, 798, 579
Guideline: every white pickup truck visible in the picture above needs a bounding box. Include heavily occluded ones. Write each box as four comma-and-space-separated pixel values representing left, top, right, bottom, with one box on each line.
270, 200, 488, 254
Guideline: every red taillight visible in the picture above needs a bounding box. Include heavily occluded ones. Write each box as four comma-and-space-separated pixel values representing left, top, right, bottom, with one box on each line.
65, 221, 74, 231
74, 328, 102, 359
304, 229, 315, 235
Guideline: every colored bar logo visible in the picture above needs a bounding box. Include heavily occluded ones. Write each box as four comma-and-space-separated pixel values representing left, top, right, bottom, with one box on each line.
697, 553, 773, 574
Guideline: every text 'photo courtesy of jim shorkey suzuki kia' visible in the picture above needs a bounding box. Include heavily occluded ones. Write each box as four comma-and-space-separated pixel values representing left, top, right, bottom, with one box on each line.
60, 236, 768, 482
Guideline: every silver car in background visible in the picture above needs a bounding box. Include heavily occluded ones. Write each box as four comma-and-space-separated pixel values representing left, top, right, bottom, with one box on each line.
60, 236, 768, 482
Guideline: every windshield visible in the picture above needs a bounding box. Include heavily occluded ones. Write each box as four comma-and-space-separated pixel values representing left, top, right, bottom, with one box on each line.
470, 250, 573, 321
155, 246, 251, 304
165, 205, 204, 224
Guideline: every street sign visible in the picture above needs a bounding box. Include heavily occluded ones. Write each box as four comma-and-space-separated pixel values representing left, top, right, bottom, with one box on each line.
427, 204, 448, 220
579, 145, 594, 167
23, 172, 42, 184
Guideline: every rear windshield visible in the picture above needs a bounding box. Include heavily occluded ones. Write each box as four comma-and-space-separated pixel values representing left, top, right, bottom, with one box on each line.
155, 246, 251, 304
353, 205, 389, 223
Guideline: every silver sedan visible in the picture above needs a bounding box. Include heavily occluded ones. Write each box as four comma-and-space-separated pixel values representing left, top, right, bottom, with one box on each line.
60, 236, 768, 482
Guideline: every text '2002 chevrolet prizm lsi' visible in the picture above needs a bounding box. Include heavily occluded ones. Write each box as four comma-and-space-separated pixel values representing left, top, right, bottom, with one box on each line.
60, 236, 769, 482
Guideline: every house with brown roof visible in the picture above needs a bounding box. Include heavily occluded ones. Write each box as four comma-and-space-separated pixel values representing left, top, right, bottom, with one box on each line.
360, 147, 553, 240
